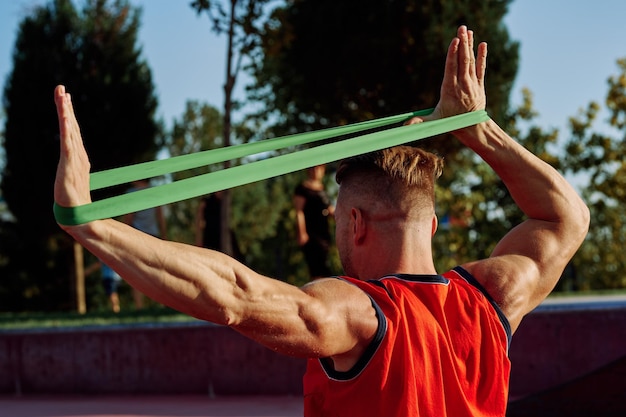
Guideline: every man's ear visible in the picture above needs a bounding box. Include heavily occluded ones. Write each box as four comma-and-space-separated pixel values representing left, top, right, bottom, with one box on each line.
351, 207, 367, 245
431, 215, 438, 237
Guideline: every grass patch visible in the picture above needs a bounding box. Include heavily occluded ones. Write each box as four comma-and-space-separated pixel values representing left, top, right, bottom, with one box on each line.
0, 306, 203, 331
549, 288, 626, 298
2, 290, 625, 331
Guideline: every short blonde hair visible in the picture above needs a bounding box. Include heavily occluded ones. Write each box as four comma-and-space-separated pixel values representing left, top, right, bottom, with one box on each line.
336, 146, 443, 215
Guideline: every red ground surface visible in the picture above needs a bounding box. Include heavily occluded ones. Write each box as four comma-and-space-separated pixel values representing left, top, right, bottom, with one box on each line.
0, 395, 303, 417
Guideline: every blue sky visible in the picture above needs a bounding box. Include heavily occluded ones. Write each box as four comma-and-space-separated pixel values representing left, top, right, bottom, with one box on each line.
1, 0, 625, 137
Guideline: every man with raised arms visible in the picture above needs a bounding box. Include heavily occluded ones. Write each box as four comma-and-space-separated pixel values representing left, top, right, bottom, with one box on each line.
53, 25, 589, 416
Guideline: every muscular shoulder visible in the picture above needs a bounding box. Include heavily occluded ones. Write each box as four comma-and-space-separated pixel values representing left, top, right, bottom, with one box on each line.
301, 278, 374, 314
301, 278, 380, 368
460, 256, 539, 333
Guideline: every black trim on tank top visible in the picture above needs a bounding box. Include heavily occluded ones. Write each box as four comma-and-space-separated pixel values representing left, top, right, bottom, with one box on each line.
319, 287, 387, 381
390, 274, 450, 284
320, 269, 511, 380
373, 274, 449, 302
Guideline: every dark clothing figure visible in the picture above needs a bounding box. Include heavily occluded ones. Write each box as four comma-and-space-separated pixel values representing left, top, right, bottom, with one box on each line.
294, 180, 333, 278
200, 194, 222, 250
196, 192, 243, 261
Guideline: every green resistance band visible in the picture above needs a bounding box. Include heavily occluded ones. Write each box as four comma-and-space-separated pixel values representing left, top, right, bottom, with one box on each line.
89, 108, 435, 190
54, 109, 489, 225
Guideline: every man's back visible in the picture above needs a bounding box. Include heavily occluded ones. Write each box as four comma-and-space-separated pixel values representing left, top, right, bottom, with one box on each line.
303, 267, 511, 417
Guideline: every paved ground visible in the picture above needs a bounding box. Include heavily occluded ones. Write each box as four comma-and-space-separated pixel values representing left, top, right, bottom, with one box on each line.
0, 395, 303, 417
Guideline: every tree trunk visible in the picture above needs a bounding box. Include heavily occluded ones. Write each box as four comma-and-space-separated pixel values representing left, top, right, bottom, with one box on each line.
219, 0, 238, 257
73, 241, 86, 314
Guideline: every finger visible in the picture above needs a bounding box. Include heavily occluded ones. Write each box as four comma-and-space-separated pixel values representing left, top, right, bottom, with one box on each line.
467, 29, 477, 79
457, 25, 472, 77
54, 85, 66, 132
442, 36, 460, 88
404, 116, 426, 126
476, 42, 488, 87
54, 86, 74, 157
63, 93, 81, 145
56, 87, 82, 154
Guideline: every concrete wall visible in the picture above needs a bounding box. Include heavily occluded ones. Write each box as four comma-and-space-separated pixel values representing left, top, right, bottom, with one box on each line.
1, 303, 625, 398
0, 323, 305, 396
509, 303, 626, 399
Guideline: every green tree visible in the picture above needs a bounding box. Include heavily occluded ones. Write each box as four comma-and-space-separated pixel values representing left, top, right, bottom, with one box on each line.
249, 0, 526, 271
191, 0, 274, 257
0, 0, 160, 311
561, 59, 626, 290
166, 100, 318, 284
167, 101, 224, 244
252, 0, 518, 136
431, 89, 563, 273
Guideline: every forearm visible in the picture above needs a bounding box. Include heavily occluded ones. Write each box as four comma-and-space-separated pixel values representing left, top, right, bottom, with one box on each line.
295, 211, 308, 243
63, 219, 328, 356
454, 119, 588, 226
53, 85, 324, 353
454, 119, 589, 327
76, 220, 348, 357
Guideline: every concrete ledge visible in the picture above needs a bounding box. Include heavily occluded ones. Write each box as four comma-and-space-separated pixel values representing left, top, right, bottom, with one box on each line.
507, 354, 626, 417
0, 323, 305, 395
509, 303, 626, 399
1, 300, 625, 399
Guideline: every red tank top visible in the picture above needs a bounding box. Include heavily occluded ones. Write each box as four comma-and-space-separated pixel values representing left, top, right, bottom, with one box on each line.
303, 266, 511, 417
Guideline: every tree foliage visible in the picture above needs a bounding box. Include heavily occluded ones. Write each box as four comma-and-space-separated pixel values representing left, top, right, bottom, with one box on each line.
167, 101, 225, 245
0, 0, 160, 311
190, 0, 275, 256
560, 59, 626, 290
166, 99, 326, 285
251, 0, 518, 136
4, 0, 625, 314
244, 0, 624, 289
249, 0, 525, 272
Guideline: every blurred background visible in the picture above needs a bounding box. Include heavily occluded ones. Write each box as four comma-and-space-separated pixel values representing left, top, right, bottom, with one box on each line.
1, 0, 625, 315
